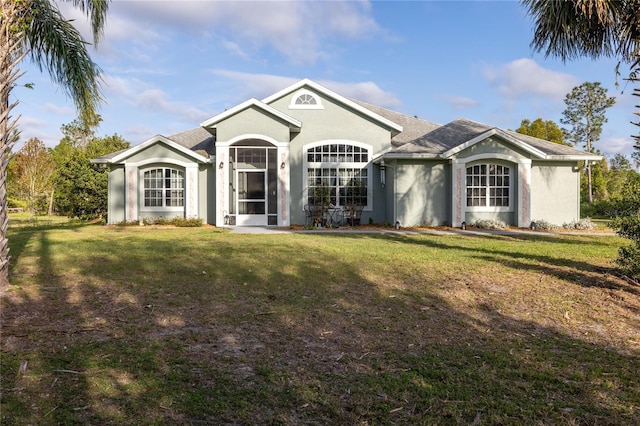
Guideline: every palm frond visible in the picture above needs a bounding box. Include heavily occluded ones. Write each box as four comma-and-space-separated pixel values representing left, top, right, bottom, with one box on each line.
22, 0, 107, 124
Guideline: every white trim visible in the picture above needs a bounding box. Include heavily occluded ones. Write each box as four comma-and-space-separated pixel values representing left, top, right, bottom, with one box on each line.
302, 140, 373, 212
452, 153, 532, 165
110, 135, 209, 164
278, 147, 290, 226
138, 165, 191, 216
216, 134, 288, 148
450, 154, 532, 227
200, 98, 302, 130
123, 157, 199, 168
262, 78, 403, 134
443, 129, 548, 159
289, 89, 324, 110
125, 166, 138, 222
216, 148, 229, 226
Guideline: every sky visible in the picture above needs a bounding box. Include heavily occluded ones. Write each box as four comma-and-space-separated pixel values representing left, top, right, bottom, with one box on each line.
12, 0, 640, 160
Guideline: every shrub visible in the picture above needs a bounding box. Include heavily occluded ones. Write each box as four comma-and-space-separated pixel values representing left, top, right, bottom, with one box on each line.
581, 200, 613, 218
115, 220, 139, 226
472, 219, 507, 230
531, 219, 559, 231
142, 217, 202, 227
172, 217, 202, 227
609, 180, 640, 280
562, 218, 595, 231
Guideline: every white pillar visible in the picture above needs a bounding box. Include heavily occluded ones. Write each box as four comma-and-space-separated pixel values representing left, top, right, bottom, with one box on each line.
517, 161, 532, 228
451, 161, 465, 227
278, 147, 290, 226
185, 164, 198, 218
125, 165, 138, 222
215, 147, 229, 226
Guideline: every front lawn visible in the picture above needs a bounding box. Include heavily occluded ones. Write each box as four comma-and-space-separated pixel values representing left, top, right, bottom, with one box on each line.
1, 226, 638, 424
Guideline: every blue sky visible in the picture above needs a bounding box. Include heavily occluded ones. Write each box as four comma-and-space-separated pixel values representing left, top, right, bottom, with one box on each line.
12, 1, 639, 159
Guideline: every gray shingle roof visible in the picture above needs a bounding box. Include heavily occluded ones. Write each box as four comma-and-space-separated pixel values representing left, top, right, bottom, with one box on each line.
168, 127, 216, 157
96, 92, 597, 163
388, 118, 600, 159
349, 99, 441, 146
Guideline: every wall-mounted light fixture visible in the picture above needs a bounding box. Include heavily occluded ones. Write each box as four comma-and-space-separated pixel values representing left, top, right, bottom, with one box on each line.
380, 159, 386, 186
280, 161, 286, 169
219, 161, 224, 169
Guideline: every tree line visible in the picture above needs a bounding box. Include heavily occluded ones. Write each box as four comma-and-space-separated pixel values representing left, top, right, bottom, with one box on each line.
7, 117, 129, 220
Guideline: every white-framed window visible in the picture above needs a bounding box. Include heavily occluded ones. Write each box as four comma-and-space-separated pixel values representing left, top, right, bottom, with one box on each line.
143, 168, 184, 207
466, 163, 510, 208
305, 142, 370, 208
289, 90, 323, 109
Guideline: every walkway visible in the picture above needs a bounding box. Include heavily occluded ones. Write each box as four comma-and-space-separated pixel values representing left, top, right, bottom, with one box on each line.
228, 226, 616, 237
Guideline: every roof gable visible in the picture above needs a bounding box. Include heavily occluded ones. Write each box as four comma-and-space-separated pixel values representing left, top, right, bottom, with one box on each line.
200, 98, 302, 130
262, 79, 404, 135
95, 135, 210, 164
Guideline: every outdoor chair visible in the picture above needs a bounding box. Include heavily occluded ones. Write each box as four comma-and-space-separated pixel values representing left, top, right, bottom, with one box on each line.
345, 204, 364, 226
305, 204, 325, 227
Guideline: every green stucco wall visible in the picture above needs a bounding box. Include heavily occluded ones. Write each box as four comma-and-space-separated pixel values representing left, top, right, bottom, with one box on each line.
216, 107, 292, 142
530, 161, 580, 225
455, 137, 530, 161
107, 165, 125, 224
266, 91, 394, 225
126, 143, 194, 164
393, 160, 450, 227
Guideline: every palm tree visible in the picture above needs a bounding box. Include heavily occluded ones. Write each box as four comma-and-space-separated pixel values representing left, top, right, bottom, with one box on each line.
1, 0, 109, 289
522, 0, 640, 141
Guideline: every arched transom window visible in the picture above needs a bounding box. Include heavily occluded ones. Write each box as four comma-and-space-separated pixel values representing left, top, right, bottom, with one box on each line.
289, 90, 322, 109
466, 163, 510, 208
295, 93, 317, 105
143, 168, 184, 207
305, 143, 370, 208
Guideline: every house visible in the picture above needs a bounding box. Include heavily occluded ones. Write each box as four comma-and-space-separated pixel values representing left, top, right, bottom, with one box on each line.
92, 78, 601, 228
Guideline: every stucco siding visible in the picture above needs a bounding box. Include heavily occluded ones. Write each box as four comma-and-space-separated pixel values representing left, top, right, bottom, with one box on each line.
126, 143, 196, 164
198, 165, 215, 225
107, 166, 125, 224
216, 107, 291, 142
530, 162, 580, 225
394, 160, 450, 227
270, 93, 394, 223
455, 137, 531, 160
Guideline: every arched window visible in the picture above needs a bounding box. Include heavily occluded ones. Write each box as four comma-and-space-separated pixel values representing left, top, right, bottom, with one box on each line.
289, 90, 323, 109
466, 163, 510, 208
295, 93, 317, 105
143, 168, 184, 207
305, 143, 370, 208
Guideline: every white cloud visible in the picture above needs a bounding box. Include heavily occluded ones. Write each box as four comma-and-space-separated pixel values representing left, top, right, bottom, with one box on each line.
483, 58, 578, 100
106, 1, 380, 65
600, 137, 636, 155
441, 95, 481, 111
211, 71, 401, 109
102, 75, 209, 123
44, 103, 75, 116
320, 80, 401, 108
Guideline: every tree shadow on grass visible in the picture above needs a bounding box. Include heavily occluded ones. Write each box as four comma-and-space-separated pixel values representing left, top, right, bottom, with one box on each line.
349, 232, 639, 297
1, 228, 639, 424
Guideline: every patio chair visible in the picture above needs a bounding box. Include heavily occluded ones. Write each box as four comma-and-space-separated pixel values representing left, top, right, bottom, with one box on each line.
345, 204, 364, 226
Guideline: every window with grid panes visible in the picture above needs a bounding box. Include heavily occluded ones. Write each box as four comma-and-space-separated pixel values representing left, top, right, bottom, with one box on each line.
306, 143, 369, 207
143, 168, 184, 207
466, 164, 510, 208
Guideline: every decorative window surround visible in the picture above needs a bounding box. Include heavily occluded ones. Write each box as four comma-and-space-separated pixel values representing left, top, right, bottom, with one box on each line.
124, 158, 198, 222
289, 89, 323, 110
303, 141, 372, 210
451, 154, 531, 228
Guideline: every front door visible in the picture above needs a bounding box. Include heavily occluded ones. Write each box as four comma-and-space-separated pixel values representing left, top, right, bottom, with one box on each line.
236, 170, 267, 225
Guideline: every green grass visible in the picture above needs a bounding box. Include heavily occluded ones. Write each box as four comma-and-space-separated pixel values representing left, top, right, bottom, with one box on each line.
1, 225, 639, 425
6, 213, 75, 229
